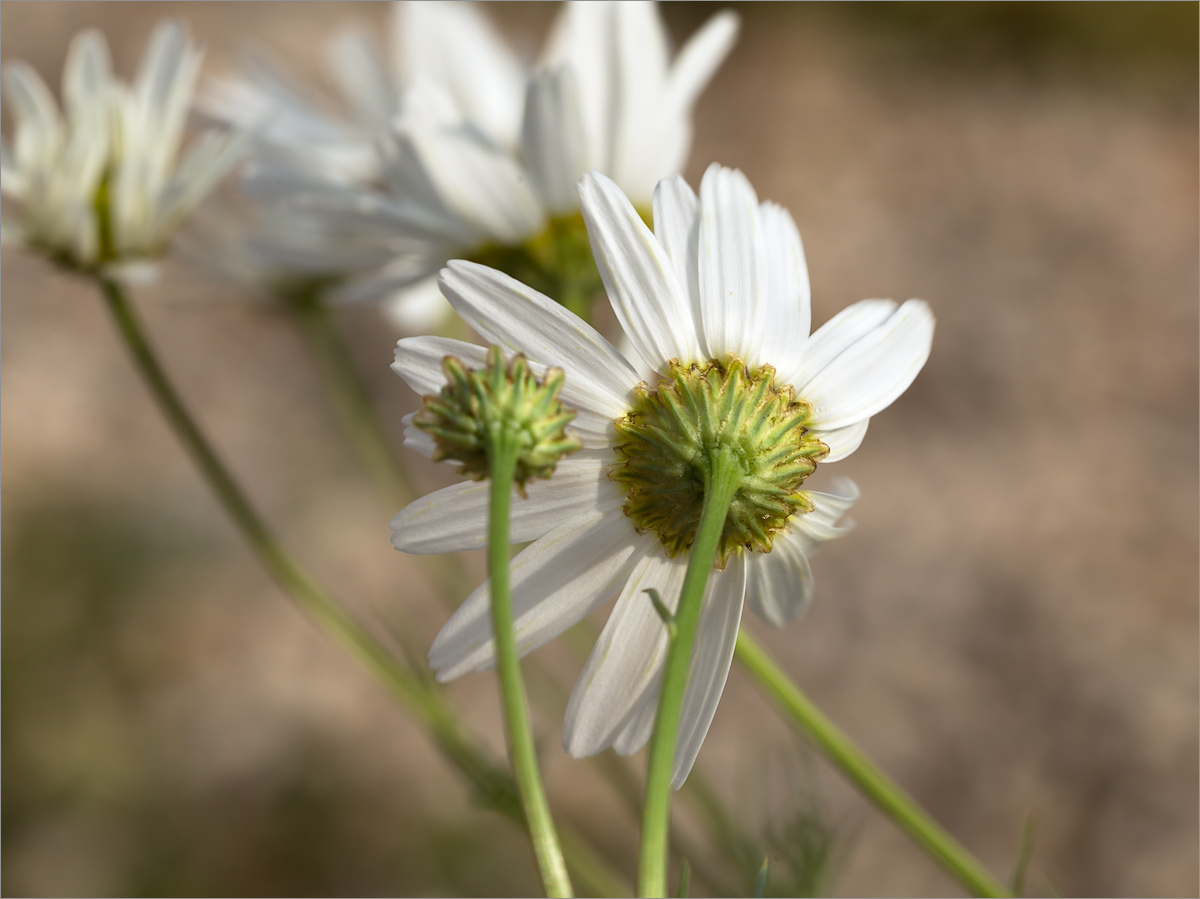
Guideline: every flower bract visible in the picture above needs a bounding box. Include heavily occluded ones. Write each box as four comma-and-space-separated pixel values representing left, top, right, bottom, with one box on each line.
391, 164, 935, 785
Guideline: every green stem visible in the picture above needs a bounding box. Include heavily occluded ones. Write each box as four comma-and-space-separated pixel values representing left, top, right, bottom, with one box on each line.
288, 289, 415, 507
96, 279, 621, 898
287, 290, 479, 603
734, 630, 1009, 898
487, 429, 573, 898
638, 448, 743, 898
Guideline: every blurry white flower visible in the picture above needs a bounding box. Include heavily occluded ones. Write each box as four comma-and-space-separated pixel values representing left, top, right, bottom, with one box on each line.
204, 1, 739, 328
0, 20, 245, 278
390, 165, 935, 784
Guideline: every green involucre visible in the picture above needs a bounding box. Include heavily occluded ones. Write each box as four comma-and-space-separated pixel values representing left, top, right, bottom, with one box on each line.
609, 357, 828, 567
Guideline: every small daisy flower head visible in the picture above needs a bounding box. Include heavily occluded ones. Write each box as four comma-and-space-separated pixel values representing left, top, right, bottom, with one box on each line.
391, 164, 934, 785
0, 20, 246, 280
414, 346, 582, 493
213, 1, 739, 330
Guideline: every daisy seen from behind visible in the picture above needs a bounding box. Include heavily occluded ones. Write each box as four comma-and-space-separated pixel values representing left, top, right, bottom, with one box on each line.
208, 0, 739, 329
390, 164, 935, 786
1, 20, 245, 279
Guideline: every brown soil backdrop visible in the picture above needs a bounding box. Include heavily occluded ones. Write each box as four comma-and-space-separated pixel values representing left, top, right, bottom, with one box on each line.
2, 2, 1196, 896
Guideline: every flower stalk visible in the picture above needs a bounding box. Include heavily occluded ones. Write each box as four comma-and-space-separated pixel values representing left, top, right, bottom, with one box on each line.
95, 281, 615, 896
488, 426, 574, 898
638, 446, 744, 898
734, 630, 1009, 898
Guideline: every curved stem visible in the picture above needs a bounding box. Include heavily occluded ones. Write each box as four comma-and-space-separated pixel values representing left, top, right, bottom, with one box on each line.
638, 448, 743, 898
286, 290, 479, 601
487, 429, 573, 898
96, 279, 618, 897
734, 630, 1009, 898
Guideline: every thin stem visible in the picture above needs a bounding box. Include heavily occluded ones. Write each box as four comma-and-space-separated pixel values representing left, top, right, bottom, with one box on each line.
288, 289, 415, 507
487, 428, 573, 898
734, 630, 1009, 899
638, 447, 744, 898
96, 279, 620, 898
287, 290, 479, 603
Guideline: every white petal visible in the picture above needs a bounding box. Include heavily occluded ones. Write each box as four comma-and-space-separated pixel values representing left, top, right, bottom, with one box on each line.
543, 1, 614, 172
663, 10, 740, 115
793, 478, 859, 545
4, 62, 63, 166
438, 260, 638, 417
393, 0, 525, 149
429, 507, 643, 681
672, 556, 746, 787
809, 418, 868, 464
651, 175, 701, 317
611, 680, 662, 755
697, 165, 770, 365
62, 30, 112, 121
401, 412, 437, 457
391, 453, 615, 553
563, 551, 688, 756
392, 334, 618, 447
578, 171, 703, 369
0, 141, 24, 199
801, 300, 935, 431
521, 67, 589, 215
745, 532, 813, 628
745, 479, 857, 628
405, 126, 543, 244
382, 276, 449, 332
606, 1, 669, 193
327, 28, 396, 129
784, 299, 896, 390
757, 201, 811, 364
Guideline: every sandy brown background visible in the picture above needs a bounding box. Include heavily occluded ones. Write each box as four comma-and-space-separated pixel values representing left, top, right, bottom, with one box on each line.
3, 2, 1197, 896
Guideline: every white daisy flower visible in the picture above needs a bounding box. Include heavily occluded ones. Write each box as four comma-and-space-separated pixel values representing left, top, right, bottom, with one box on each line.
206, 0, 739, 329
0, 20, 246, 279
389, 165, 935, 786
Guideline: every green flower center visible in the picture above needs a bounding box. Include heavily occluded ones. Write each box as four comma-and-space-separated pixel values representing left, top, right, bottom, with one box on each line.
466, 206, 651, 321
609, 358, 828, 568
415, 347, 582, 493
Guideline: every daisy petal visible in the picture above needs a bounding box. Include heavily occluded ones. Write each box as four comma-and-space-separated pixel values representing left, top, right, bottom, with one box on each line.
697, 165, 770, 365
578, 171, 703, 369
784, 299, 896, 390
652, 175, 701, 316
664, 10, 740, 115
393, 0, 523, 148
745, 531, 813, 628
429, 508, 643, 681
563, 552, 688, 757
672, 555, 746, 787
810, 417, 869, 464
794, 478, 859, 545
758, 201, 811, 362
391, 454, 614, 553
745, 478, 857, 628
438, 260, 638, 416
401, 412, 437, 457
611, 675, 663, 755
405, 127, 542, 244
802, 300, 935, 430
522, 67, 589, 215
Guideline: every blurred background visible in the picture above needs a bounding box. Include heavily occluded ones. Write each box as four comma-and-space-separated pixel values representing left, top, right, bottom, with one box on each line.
2, 2, 1196, 896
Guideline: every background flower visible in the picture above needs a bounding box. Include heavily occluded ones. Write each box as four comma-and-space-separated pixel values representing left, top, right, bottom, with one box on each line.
202, 1, 739, 328
0, 19, 244, 279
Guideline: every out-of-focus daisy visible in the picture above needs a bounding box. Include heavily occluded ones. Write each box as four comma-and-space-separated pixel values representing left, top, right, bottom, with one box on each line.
390, 165, 935, 784
204, 1, 739, 329
0, 20, 245, 279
